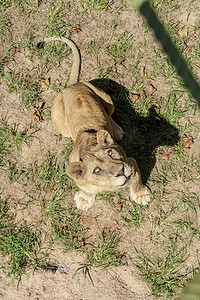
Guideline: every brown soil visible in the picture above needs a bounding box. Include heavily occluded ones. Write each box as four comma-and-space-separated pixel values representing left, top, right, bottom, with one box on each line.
0, 0, 200, 299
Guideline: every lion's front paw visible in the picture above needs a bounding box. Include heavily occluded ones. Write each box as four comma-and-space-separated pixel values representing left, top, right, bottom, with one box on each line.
74, 191, 95, 211
130, 186, 151, 205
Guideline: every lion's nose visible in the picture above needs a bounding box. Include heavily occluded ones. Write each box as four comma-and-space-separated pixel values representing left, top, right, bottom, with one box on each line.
115, 166, 124, 177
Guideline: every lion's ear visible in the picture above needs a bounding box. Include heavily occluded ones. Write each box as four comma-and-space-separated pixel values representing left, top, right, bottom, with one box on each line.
97, 130, 114, 145
66, 161, 86, 180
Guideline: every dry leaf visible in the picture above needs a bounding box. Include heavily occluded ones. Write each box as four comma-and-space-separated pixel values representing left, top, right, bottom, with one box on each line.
176, 22, 185, 29
187, 36, 197, 43
181, 134, 187, 140
160, 147, 175, 160
41, 78, 50, 91
37, 102, 45, 110
70, 27, 81, 33
115, 202, 123, 211
184, 45, 193, 53
30, 113, 40, 122
184, 134, 194, 149
129, 93, 139, 101
183, 36, 196, 53
105, 5, 112, 11
30, 102, 45, 122
145, 84, 157, 95
140, 90, 146, 101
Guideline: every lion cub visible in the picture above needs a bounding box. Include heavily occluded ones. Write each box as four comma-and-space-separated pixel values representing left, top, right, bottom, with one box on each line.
44, 36, 151, 211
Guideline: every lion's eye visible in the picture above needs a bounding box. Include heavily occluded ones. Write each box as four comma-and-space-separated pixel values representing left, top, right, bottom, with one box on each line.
107, 149, 113, 157
93, 167, 102, 175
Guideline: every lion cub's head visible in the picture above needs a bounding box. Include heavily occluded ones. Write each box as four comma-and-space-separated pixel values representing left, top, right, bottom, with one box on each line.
66, 130, 132, 193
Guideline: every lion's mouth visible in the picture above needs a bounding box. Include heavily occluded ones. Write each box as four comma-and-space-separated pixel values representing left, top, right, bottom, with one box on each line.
121, 173, 132, 186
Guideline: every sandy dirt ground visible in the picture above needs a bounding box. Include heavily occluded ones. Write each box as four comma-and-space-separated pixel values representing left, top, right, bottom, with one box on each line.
0, 0, 200, 299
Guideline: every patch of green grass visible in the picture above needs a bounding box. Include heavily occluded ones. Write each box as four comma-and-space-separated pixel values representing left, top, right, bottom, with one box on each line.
40, 42, 72, 66
151, 206, 177, 231
4, 69, 42, 108
123, 202, 147, 228
0, 118, 33, 167
42, 193, 85, 251
9, 0, 33, 14
150, 0, 181, 15
178, 192, 199, 214
80, 0, 114, 11
96, 56, 113, 79
8, 152, 74, 192
86, 231, 126, 268
0, 0, 10, 7
44, 2, 71, 37
2, 40, 72, 106
0, 12, 12, 35
150, 165, 171, 190
0, 45, 15, 78
0, 0, 39, 15
97, 190, 122, 202
171, 220, 200, 243
73, 264, 94, 286
34, 41, 72, 90
105, 32, 134, 63
61, 138, 74, 163
135, 238, 189, 298
0, 200, 45, 279
86, 37, 104, 55
101, 18, 121, 32
158, 93, 186, 124
164, 155, 197, 184
150, 151, 198, 193
168, 192, 200, 243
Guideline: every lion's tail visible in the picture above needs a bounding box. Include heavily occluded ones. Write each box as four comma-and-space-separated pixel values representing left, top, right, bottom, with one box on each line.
43, 36, 80, 86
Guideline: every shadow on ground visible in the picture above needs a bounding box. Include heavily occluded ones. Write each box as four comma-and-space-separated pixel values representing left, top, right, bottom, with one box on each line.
90, 79, 180, 183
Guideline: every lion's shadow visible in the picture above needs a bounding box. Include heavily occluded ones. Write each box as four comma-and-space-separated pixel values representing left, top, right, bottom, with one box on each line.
90, 79, 180, 183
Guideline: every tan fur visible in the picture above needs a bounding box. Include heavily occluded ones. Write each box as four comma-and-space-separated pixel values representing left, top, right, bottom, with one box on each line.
45, 36, 151, 210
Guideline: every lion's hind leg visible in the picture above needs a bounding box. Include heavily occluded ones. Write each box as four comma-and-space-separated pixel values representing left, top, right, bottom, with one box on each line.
84, 82, 114, 116
85, 82, 124, 141
51, 92, 71, 137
